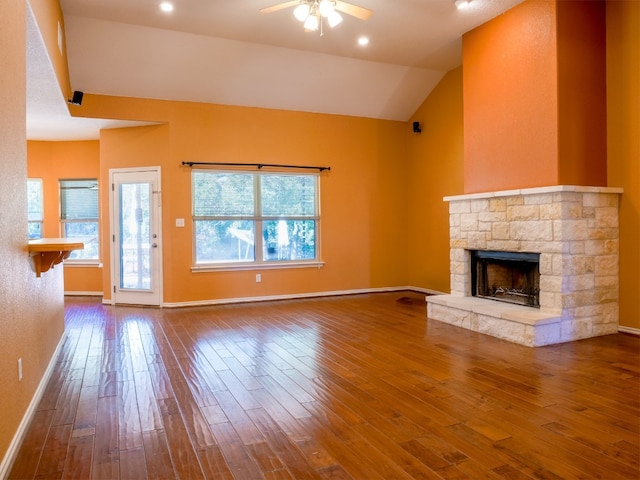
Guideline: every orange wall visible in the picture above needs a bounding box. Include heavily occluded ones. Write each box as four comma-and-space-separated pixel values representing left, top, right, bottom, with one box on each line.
462, 0, 607, 194
27, 141, 103, 293
607, 0, 639, 329
462, 0, 559, 193
80, 98, 408, 303
557, 0, 607, 185
407, 68, 464, 293
0, 1, 66, 469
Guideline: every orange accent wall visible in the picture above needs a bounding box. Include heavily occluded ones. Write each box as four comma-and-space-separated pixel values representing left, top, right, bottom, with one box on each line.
607, 0, 640, 329
557, 0, 607, 186
27, 141, 103, 293
462, 0, 559, 193
462, 0, 607, 194
407, 68, 464, 293
84, 100, 408, 303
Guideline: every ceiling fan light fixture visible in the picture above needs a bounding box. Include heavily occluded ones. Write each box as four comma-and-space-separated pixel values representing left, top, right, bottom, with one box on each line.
159, 1, 174, 13
318, 0, 335, 18
261, 0, 372, 35
454, 0, 472, 10
294, 3, 310, 21
327, 10, 343, 28
304, 14, 319, 30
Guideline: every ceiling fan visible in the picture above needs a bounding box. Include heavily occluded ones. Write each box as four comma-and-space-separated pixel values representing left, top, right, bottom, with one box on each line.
261, 0, 373, 33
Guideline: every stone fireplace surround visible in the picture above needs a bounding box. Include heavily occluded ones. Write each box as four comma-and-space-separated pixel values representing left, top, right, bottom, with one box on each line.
426, 185, 622, 347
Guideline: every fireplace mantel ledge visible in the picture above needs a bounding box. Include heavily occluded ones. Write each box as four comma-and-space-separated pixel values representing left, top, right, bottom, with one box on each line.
443, 185, 623, 202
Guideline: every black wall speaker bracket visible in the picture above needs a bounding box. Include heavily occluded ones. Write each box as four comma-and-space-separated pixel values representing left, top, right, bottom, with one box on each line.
68, 91, 84, 106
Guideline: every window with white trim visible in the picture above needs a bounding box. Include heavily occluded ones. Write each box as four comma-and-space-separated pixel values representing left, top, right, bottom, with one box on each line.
59, 179, 100, 260
27, 178, 43, 239
192, 170, 319, 266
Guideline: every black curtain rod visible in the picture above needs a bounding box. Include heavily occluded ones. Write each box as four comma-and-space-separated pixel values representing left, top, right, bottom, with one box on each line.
182, 161, 330, 172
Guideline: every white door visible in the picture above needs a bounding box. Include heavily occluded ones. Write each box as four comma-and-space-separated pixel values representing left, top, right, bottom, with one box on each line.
110, 168, 162, 305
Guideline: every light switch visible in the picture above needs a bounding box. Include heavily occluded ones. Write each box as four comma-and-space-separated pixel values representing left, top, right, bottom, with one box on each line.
176, 218, 185, 227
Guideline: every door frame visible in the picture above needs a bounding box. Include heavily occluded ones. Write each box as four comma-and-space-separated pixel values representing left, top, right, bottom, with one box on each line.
108, 166, 163, 306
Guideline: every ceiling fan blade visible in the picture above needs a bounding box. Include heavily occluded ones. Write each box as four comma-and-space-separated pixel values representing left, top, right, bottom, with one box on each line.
334, 1, 373, 20
260, 1, 301, 14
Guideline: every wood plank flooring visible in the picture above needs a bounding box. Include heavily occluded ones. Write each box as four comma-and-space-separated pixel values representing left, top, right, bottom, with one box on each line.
8, 292, 640, 479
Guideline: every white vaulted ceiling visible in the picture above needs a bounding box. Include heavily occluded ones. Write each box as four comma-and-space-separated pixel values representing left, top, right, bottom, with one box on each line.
27, 0, 524, 140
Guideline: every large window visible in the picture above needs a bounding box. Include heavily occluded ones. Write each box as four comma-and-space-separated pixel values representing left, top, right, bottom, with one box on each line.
27, 178, 43, 239
60, 179, 100, 260
193, 170, 319, 266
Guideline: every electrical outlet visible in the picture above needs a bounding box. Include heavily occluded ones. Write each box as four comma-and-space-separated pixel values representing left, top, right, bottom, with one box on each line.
18, 358, 23, 381
256, 274, 262, 283
176, 218, 185, 227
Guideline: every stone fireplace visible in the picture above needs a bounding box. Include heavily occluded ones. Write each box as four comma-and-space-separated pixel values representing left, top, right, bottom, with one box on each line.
426, 185, 622, 347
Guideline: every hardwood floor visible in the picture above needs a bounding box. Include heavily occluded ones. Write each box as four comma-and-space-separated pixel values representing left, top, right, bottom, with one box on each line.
8, 292, 640, 479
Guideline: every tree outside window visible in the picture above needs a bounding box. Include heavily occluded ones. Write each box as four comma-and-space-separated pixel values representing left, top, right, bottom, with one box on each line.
60, 179, 100, 260
193, 171, 319, 266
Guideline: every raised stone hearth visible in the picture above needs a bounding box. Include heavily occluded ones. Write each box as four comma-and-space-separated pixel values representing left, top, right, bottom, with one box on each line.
426, 185, 623, 347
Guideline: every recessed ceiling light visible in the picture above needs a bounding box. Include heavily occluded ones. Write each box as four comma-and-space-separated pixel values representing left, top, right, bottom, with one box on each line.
454, 0, 472, 10
358, 36, 369, 46
160, 2, 174, 13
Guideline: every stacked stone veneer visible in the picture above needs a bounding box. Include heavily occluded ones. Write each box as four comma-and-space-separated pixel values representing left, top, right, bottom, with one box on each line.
426, 186, 623, 347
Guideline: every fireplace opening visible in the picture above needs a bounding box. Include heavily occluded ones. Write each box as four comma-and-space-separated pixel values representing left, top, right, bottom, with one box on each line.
470, 250, 540, 308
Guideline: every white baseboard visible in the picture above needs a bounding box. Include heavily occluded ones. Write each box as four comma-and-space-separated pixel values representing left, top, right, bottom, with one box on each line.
0, 333, 66, 479
618, 325, 640, 336
64, 291, 103, 297
161, 286, 440, 308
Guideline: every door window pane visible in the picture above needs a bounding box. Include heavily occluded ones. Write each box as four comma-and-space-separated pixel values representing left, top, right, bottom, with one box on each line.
119, 183, 151, 290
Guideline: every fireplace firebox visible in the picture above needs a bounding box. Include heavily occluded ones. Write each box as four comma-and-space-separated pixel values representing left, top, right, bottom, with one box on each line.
471, 250, 540, 308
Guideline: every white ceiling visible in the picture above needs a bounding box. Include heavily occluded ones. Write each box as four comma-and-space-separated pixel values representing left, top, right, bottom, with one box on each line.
27, 0, 523, 141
